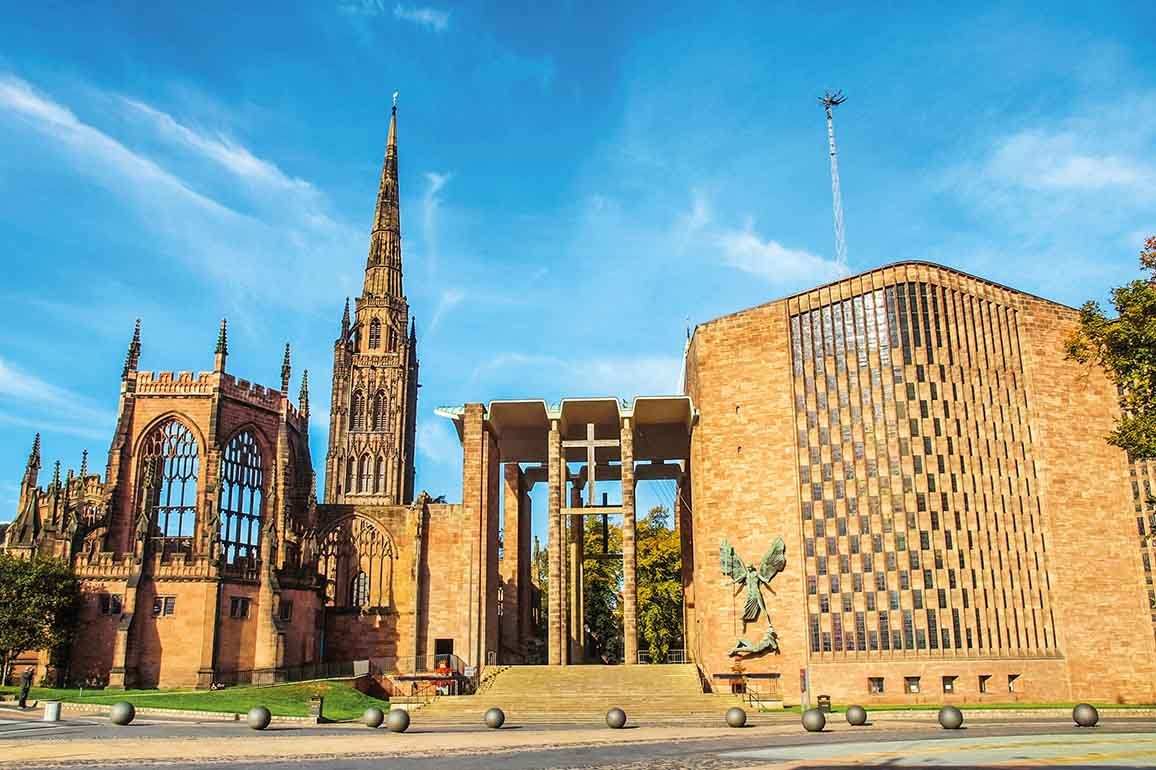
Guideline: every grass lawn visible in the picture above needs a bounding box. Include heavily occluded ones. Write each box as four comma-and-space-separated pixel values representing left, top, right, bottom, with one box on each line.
767, 701, 1155, 713
0, 679, 388, 721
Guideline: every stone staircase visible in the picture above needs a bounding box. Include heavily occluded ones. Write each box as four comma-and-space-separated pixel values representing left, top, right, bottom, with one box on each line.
414, 664, 748, 725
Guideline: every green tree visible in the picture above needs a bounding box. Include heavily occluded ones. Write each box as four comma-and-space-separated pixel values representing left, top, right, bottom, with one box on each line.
637, 505, 684, 663
583, 516, 623, 663
1066, 236, 1156, 459
0, 553, 80, 684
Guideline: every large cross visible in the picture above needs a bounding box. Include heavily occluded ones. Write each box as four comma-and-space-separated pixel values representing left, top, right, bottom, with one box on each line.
561, 422, 619, 510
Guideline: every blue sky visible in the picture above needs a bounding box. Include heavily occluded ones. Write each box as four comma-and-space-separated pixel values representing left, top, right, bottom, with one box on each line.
1, 1, 1154, 528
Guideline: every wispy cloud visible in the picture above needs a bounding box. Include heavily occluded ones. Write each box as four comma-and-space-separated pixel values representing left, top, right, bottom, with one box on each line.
717, 221, 846, 284
0, 73, 362, 313
0, 357, 116, 442
422, 171, 451, 276
985, 129, 1156, 196
428, 287, 465, 332
417, 419, 459, 466
393, 3, 450, 31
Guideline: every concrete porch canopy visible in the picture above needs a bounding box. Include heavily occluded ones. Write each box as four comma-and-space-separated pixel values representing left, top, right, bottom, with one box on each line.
434, 395, 695, 667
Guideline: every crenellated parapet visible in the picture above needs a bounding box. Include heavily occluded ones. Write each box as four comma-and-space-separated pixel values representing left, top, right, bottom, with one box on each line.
134, 370, 216, 396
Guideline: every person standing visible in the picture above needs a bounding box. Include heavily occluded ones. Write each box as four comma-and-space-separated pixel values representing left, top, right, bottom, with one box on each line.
17, 667, 33, 709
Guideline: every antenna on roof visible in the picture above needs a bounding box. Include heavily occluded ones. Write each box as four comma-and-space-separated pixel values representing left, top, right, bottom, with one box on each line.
819, 90, 848, 269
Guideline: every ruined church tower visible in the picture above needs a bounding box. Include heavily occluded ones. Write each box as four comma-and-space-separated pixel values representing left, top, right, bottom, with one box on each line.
325, 100, 419, 505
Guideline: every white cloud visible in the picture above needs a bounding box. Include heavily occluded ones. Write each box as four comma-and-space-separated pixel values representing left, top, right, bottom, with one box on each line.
393, 3, 450, 31
428, 287, 466, 332
417, 419, 459, 466
0, 73, 362, 312
716, 221, 846, 285
0, 357, 116, 442
421, 171, 452, 275
986, 129, 1156, 195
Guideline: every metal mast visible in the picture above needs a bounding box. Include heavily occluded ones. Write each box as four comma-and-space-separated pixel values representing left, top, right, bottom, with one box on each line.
820, 90, 848, 268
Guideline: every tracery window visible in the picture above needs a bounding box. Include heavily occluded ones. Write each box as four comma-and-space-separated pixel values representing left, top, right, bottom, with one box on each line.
350, 390, 366, 431
318, 517, 395, 609
137, 418, 200, 558
358, 454, 370, 493
368, 318, 381, 349
372, 390, 387, 431
374, 456, 385, 493
217, 430, 265, 566
345, 457, 354, 495
351, 571, 369, 607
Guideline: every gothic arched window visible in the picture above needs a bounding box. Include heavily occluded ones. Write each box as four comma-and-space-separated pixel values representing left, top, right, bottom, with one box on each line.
319, 517, 395, 609
350, 390, 366, 431
368, 319, 381, 350
351, 571, 369, 608
374, 456, 384, 493
344, 457, 354, 495
372, 390, 387, 431
137, 418, 200, 558
217, 430, 265, 566
358, 454, 370, 493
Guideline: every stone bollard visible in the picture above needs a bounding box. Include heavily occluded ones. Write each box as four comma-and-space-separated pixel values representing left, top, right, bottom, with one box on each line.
110, 701, 135, 726
725, 707, 747, 728
845, 704, 867, 726
42, 701, 61, 722
938, 705, 964, 730
387, 708, 410, 733
802, 707, 826, 732
363, 706, 385, 728
247, 706, 272, 730
605, 708, 627, 729
1073, 703, 1099, 728
484, 707, 506, 729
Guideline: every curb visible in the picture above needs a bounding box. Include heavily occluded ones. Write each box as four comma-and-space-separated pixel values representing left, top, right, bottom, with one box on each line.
60, 702, 317, 723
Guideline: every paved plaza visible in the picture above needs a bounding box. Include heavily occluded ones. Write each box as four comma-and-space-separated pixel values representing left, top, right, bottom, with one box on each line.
0, 707, 1154, 768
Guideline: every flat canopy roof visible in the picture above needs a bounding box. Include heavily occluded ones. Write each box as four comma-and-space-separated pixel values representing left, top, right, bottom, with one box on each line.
435, 395, 695, 464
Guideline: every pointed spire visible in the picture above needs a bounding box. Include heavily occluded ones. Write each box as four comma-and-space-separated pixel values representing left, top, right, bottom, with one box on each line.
341, 298, 351, 339
214, 318, 228, 372
27, 433, 41, 471
298, 369, 310, 420
281, 343, 292, 395
122, 319, 141, 378
409, 316, 416, 341
51, 460, 61, 490
79, 449, 88, 480
363, 94, 404, 299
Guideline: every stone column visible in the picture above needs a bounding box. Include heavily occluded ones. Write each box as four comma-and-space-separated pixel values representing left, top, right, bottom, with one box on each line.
569, 486, 584, 663
558, 464, 569, 665
621, 416, 638, 665
501, 464, 523, 660
547, 419, 562, 666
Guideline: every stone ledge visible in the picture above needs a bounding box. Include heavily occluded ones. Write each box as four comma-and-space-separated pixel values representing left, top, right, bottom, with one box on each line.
59, 701, 317, 723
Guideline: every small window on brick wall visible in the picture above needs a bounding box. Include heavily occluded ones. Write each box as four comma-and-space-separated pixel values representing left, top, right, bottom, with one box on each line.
942, 675, 957, 693
152, 596, 176, 617
904, 676, 921, 694
979, 674, 992, 693
279, 599, 293, 621
868, 677, 884, 694
229, 596, 251, 619
1007, 673, 1020, 693
99, 593, 123, 616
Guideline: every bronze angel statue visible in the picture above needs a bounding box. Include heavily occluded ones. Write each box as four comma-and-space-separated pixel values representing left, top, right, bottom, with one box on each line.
720, 537, 787, 656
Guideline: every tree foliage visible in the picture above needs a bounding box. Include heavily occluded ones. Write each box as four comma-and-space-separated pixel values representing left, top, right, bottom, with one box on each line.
637, 506, 684, 663
0, 553, 80, 684
1066, 236, 1156, 459
582, 516, 623, 663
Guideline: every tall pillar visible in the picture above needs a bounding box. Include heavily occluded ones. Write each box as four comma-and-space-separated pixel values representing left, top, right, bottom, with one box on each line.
547, 419, 563, 666
558, 462, 570, 665
569, 485, 584, 663
621, 415, 638, 665
501, 464, 523, 661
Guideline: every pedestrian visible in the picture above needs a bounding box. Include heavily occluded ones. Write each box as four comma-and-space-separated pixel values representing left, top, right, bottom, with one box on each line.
18, 667, 34, 709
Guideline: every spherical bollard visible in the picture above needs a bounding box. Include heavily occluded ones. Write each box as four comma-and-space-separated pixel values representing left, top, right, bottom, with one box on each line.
605, 707, 627, 729
725, 706, 747, 728
246, 706, 271, 730
363, 706, 385, 728
109, 701, 135, 726
802, 707, 826, 732
938, 705, 964, 730
387, 708, 410, 733
1073, 703, 1099, 728
846, 704, 868, 726
484, 707, 506, 729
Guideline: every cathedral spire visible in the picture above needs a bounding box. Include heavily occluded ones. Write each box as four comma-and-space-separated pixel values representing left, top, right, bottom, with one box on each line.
281, 343, 292, 395
26, 433, 41, 471
79, 449, 89, 480
341, 298, 351, 339
364, 94, 403, 299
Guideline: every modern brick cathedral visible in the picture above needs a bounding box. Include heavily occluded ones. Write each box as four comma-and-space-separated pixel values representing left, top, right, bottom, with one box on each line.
4, 105, 1156, 706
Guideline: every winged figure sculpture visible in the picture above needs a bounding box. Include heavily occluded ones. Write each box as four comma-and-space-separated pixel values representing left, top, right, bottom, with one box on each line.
720, 537, 787, 657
